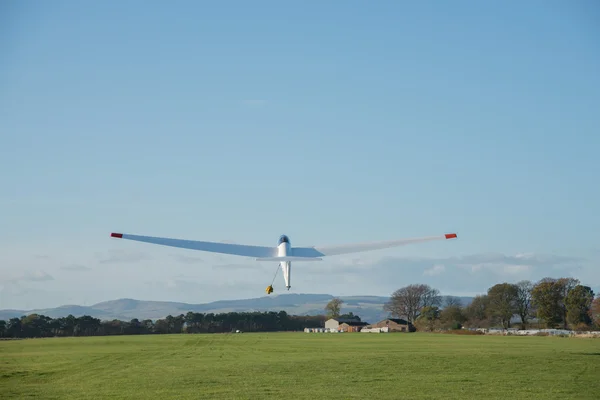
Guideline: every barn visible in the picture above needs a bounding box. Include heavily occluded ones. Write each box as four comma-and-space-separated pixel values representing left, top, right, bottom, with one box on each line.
339, 321, 369, 332
367, 318, 415, 332
324, 318, 369, 332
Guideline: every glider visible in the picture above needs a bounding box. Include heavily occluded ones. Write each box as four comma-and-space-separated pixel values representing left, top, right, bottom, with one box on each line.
110, 232, 457, 294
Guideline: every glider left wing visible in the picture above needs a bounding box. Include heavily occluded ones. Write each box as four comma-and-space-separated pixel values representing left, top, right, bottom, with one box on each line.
110, 233, 278, 258
291, 233, 457, 257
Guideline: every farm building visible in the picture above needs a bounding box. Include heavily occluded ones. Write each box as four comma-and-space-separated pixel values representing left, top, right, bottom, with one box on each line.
339, 321, 369, 332
324, 318, 369, 332
365, 318, 415, 332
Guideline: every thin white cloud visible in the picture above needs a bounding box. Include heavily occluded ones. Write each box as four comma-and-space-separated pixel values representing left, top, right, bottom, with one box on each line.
502, 264, 531, 274
162, 279, 208, 291
26, 270, 54, 282
96, 249, 152, 264
1, 248, 596, 310
0, 270, 54, 284
171, 254, 204, 264
211, 262, 271, 272
297, 252, 591, 297
424, 264, 446, 276
60, 264, 91, 272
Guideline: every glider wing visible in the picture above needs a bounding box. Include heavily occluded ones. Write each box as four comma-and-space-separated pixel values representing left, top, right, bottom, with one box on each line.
110, 233, 278, 258
291, 233, 457, 257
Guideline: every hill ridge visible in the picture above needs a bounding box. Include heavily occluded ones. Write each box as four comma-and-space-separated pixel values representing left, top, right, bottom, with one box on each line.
0, 293, 474, 323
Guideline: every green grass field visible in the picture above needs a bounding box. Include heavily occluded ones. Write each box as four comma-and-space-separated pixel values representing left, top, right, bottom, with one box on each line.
1, 332, 599, 399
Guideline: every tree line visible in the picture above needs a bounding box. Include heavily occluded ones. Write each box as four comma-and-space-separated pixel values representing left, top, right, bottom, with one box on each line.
2, 276, 599, 339
0, 311, 326, 339
383, 277, 600, 332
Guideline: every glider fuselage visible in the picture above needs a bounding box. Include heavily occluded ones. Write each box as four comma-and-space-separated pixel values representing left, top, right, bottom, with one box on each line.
277, 235, 292, 290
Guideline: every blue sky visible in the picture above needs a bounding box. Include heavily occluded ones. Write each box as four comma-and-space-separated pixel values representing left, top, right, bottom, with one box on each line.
1, 1, 599, 310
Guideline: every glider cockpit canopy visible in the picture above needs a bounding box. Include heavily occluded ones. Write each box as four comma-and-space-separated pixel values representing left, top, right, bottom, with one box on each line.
278, 235, 290, 245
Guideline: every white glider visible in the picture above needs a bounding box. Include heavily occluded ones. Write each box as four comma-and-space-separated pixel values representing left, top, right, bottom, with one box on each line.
110, 232, 457, 294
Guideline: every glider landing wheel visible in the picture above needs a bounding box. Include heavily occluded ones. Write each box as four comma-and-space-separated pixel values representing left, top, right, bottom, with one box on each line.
265, 285, 274, 295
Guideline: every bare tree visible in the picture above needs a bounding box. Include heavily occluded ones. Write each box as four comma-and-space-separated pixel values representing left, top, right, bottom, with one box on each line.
383, 284, 441, 323
444, 296, 462, 308
514, 280, 533, 329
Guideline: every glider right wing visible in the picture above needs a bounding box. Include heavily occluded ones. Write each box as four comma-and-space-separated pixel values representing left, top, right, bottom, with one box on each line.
291, 233, 457, 258
110, 233, 278, 258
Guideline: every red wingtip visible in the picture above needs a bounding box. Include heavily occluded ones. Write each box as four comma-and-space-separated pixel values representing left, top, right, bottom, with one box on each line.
445, 233, 457, 239
111, 233, 123, 238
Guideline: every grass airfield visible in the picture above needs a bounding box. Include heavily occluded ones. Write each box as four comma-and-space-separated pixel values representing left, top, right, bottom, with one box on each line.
1, 332, 599, 399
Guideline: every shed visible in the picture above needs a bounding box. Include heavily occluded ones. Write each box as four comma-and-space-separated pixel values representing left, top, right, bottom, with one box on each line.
367, 318, 415, 332
325, 318, 369, 332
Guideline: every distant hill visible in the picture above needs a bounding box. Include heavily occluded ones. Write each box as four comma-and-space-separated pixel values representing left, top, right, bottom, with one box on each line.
0, 293, 474, 324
